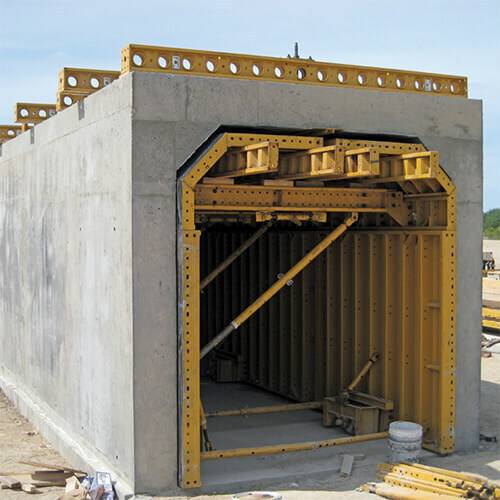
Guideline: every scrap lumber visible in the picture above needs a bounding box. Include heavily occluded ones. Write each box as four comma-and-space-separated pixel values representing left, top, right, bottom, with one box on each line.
21, 483, 39, 493
0, 475, 22, 489
19, 460, 87, 475
339, 454, 354, 477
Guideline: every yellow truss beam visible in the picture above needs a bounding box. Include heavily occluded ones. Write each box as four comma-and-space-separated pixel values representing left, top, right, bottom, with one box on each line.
121, 44, 467, 97
209, 141, 279, 178
0, 125, 23, 144
194, 183, 409, 225
56, 68, 120, 110
15, 103, 56, 124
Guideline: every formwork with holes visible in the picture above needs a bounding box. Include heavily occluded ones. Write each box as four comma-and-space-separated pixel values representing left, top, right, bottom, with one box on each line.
0, 45, 482, 496
177, 131, 457, 487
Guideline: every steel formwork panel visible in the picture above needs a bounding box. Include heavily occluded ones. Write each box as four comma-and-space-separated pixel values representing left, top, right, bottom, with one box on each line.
121, 44, 467, 97
179, 132, 456, 488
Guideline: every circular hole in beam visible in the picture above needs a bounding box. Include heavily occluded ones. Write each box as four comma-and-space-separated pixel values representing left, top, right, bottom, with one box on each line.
252, 64, 261, 76
67, 76, 78, 87
206, 60, 216, 72
317, 70, 325, 81
297, 68, 306, 80
337, 72, 346, 83
90, 77, 100, 89
274, 66, 284, 78
396, 77, 404, 89
377, 76, 385, 87
132, 54, 143, 67
229, 62, 239, 74
20, 108, 29, 118
182, 58, 192, 70
63, 96, 73, 106
38, 109, 47, 118
158, 56, 167, 69
357, 73, 366, 85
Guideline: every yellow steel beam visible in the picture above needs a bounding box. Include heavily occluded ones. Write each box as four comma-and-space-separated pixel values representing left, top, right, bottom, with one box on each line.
195, 183, 409, 225
15, 103, 56, 124
56, 68, 120, 111
346, 352, 379, 391
209, 141, 279, 178
179, 229, 201, 488
201, 431, 388, 459
200, 214, 358, 359
206, 401, 323, 418
0, 125, 23, 143
331, 139, 426, 154
363, 151, 439, 185
200, 223, 270, 290
58, 67, 120, 93
121, 44, 467, 97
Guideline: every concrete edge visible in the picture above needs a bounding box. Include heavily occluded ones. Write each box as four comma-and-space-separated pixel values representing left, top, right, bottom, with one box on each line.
0, 368, 135, 499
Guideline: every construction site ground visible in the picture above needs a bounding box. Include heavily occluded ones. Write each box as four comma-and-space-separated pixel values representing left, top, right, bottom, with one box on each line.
1, 353, 499, 500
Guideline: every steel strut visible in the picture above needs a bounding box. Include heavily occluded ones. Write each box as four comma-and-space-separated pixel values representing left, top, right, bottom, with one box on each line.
200, 222, 271, 291
200, 213, 358, 359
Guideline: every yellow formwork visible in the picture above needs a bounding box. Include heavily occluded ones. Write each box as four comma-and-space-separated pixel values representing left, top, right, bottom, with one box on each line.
178, 132, 456, 488
121, 44, 467, 97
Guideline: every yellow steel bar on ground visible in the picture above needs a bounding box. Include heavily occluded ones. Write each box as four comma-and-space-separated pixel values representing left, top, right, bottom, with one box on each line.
363, 482, 458, 500
200, 214, 358, 359
121, 44, 467, 97
483, 307, 500, 319
200, 224, 270, 290
206, 401, 322, 418
201, 432, 388, 459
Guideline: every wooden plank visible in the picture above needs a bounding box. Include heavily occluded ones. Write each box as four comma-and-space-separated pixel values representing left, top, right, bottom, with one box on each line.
19, 461, 86, 475
0, 475, 21, 489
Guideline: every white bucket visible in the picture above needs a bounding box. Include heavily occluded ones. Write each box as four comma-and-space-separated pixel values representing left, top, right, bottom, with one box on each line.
388, 421, 423, 463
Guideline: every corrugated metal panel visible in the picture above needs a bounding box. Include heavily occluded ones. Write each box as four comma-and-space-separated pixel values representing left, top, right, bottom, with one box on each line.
200, 227, 444, 445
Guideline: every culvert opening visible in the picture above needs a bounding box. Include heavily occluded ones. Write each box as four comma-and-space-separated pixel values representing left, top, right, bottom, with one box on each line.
177, 130, 456, 488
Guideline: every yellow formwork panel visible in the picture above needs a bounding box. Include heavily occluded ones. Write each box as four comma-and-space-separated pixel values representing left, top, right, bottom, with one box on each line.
200, 229, 454, 451
179, 132, 456, 488
121, 44, 467, 97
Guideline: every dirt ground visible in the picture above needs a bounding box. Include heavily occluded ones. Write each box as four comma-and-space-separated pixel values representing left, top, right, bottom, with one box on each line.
1, 355, 500, 500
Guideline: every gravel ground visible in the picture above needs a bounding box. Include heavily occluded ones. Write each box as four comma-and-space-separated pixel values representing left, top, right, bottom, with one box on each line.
1, 355, 500, 499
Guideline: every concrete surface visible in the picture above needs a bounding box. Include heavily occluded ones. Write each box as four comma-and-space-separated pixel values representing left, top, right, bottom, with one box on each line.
0, 74, 135, 494
0, 70, 483, 496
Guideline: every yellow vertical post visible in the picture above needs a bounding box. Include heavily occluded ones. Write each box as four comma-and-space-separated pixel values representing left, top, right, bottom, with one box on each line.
180, 228, 201, 487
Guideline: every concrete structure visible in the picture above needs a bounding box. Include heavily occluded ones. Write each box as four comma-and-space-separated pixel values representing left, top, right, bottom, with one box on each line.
0, 71, 482, 495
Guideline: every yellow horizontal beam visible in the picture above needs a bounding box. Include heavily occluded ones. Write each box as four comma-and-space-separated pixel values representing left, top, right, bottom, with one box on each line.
57, 68, 120, 111
201, 431, 388, 459
206, 401, 323, 418
121, 44, 467, 97
195, 183, 408, 224
58, 67, 120, 93
15, 102, 56, 124
331, 139, 425, 154
56, 91, 88, 111
0, 125, 23, 143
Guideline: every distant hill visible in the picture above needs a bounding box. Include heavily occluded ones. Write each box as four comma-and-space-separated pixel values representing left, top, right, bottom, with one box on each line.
484, 209, 500, 239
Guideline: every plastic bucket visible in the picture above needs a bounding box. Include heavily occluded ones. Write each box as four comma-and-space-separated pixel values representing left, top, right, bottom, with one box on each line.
388, 421, 423, 463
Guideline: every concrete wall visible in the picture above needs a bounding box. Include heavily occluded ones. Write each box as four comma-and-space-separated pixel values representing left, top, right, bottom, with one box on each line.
0, 75, 135, 491
0, 69, 482, 496
131, 72, 482, 492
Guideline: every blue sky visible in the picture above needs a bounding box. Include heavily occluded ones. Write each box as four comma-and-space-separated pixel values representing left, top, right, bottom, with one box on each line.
1, 0, 498, 209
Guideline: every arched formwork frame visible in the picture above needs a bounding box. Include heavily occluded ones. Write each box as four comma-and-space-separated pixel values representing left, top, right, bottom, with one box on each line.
177, 132, 456, 488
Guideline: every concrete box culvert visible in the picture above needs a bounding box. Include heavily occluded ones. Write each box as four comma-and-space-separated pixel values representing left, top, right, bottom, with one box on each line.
0, 71, 482, 496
